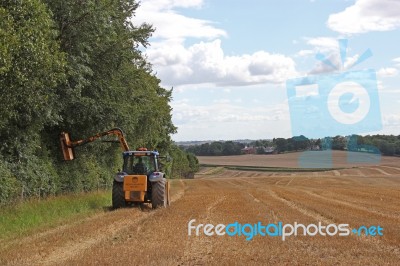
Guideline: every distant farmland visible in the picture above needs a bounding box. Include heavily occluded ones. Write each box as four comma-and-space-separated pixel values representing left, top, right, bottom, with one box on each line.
197, 150, 400, 168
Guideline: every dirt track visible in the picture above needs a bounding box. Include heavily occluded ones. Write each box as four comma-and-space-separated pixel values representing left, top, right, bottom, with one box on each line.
1, 162, 400, 265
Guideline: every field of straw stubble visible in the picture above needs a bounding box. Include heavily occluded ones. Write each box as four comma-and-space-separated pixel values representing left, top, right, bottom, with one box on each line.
1, 151, 399, 265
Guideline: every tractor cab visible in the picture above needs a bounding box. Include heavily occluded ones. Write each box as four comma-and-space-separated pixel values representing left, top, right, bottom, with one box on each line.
122, 149, 160, 175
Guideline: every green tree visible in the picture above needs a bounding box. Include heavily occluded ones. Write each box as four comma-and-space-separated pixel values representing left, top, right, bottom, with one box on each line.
222, 141, 242, 155
0, 0, 65, 199
209, 142, 223, 156
169, 145, 189, 178
332, 135, 346, 150
273, 138, 287, 153
43, 0, 177, 146
292, 135, 309, 151
0, 0, 65, 155
187, 153, 199, 173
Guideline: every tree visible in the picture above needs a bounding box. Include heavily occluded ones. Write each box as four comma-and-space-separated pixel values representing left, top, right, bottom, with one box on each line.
0, 0, 65, 156
395, 141, 400, 156
168, 145, 199, 178
0, 0, 65, 199
314, 138, 321, 148
347, 135, 359, 152
292, 135, 309, 151
187, 153, 199, 173
377, 140, 395, 156
209, 142, 223, 156
43, 0, 170, 139
332, 135, 346, 150
222, 141, 242, 155
273, 138, 287, 153
256, 147, 266, 154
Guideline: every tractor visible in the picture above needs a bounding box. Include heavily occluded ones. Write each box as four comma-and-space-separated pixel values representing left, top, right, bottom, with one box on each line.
59, 128, 170, 209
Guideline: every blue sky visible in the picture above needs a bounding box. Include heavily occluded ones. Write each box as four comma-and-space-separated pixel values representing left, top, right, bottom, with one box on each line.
134, 0, 400, 141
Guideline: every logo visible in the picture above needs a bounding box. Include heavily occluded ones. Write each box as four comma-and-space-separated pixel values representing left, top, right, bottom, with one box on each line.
188, 219, 384, 241
286, 39, 382, 167
132, 176, 138, 183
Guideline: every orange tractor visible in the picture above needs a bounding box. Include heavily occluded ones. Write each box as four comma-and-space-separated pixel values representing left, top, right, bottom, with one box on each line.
59, 128, 170, 209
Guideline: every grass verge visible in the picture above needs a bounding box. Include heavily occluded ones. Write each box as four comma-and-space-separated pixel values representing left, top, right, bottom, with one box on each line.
0, 191, 111, 241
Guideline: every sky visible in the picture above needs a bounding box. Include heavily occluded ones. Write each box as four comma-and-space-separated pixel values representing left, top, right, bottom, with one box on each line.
133, 0, 400, 141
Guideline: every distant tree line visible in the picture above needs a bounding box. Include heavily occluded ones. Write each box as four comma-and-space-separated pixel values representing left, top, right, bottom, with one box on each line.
347, 135, 400, 156
272, 135, 400, 156
184, 134, 400, 157
272, 135, 311, 153
185, 141, 245, 156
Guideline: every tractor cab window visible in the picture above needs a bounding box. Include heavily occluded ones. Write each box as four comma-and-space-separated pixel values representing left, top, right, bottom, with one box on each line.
123, 155, 156, 175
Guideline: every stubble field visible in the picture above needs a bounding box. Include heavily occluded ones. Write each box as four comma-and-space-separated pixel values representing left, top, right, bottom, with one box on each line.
1, 151, 399, 265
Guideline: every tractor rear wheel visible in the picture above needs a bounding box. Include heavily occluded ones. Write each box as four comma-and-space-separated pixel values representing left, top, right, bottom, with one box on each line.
112, 181, 126, 209
151, 178, 167, 209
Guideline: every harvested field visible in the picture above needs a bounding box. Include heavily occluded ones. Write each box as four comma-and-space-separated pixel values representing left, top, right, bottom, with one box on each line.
1, 152, 399, 265
198, 150, 400, 168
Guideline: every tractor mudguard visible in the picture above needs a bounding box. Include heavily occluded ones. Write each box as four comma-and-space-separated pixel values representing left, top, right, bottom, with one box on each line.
114, 172, 127, 183
149, 172, 164, 182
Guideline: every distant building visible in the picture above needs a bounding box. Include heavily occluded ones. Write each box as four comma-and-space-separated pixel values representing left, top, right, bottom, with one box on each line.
310, 145, 320, 151
263, 146, 276, 154
241, 146, 256, 154
241, 146, 276, 154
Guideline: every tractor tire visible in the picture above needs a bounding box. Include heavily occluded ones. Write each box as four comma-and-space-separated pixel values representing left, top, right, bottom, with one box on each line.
151, 178, 167, 209
112, 181, 126, 209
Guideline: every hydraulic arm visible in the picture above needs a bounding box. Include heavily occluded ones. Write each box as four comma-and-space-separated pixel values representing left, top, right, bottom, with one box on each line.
60, 128, 130, 160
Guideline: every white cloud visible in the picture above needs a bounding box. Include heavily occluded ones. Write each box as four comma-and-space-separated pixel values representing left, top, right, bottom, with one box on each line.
134, 0, 226, 41
297, 37, 340, 74
393, 57, 400, 67
134, 1, 298, 87
306, 37, 339, 52
377, 67, 398, 78
380, 89, 400, 94
383, 114, 400, 126
343, 54, 361, 69
377, 80, 384, 91
147, 39, 297, 87
296, 49, 314, 57
308, 54, 341, 74
171, 101, 292, 140
301, 37, 372, 74
327, 0, 400, 34
213, 99, 231, 104
172, 101, 288, 125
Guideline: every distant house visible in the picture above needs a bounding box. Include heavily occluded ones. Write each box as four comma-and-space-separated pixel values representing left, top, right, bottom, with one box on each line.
241, 146, 276, 154
310, 145, 320, 151
263, 146, 276, 154
241, 146, 256, 154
